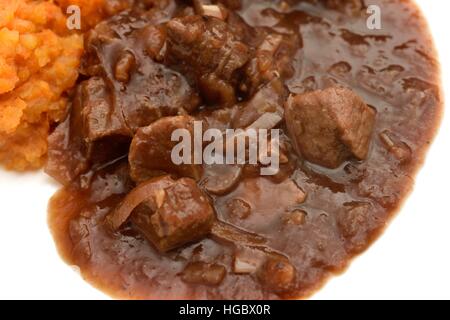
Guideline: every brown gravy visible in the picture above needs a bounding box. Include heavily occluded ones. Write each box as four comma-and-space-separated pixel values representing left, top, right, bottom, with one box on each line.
48, 0, 443, 299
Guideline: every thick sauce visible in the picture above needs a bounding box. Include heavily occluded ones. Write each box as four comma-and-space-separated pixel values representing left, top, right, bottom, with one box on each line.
48, 0, 442, 299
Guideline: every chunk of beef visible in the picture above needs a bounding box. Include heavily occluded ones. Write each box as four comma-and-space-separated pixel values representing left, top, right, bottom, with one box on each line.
242, 32, 299, 95
45, 77, 130, 185
129, 116, 203, 183
226, 10, 264, 47
120, 61, 200, 130
139, 24, 167, 61
78, 77, 130, 141
191, 0, 258, 48
107, 175, 177, 230
131, 177, 215, 252
285, 86, 376, 169
84, 12, 201, 131
166, 15, 251, 105
46, 113, 88, 185
47, 11, 201, 184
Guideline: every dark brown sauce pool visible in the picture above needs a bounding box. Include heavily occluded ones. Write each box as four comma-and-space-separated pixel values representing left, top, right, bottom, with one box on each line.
48, 0, 443, 299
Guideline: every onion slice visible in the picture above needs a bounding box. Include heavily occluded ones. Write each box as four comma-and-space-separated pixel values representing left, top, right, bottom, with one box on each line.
211, 220, 267, 246
107, 176, 175, 230
246, 113, 283, 130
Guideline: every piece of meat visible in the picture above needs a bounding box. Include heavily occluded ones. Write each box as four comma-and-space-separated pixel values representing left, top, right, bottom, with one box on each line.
285, 86, 376, 169
47, 11, 201, 184
45, 113, 89, 185
226, 10, 264, 46
107, 175, 176, 230
242, 32, 299, 95
45, 77, 130, 185
129, 116, 203, 183
138, 24, 167, 62
78, 77, 130, 141
166, 15, 251, 105
85, 12, 201, 131
131, 177, 215, 252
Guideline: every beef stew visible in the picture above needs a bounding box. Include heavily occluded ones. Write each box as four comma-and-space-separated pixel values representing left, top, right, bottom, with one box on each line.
47, 0, 442, 299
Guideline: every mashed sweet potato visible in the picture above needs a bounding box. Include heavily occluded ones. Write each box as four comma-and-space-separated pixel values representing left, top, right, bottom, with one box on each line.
0, 0, 83, 170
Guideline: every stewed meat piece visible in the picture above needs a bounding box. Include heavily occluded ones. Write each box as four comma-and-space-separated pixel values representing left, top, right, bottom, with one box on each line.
132, 177, 215, 252
129, 116, 203, 183
285, 86, 376, 168
243, 32, 300, 95
83, 12, 200, 131
47, 11, 201, 184
45, 114, 88, 186
166, 15, 251, 105
109, 176, 215, 252
77, 77, 130, 141
45, 77, 130, 185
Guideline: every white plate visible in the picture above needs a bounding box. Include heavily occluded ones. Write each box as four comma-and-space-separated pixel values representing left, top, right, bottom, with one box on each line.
0, 0, 449, 300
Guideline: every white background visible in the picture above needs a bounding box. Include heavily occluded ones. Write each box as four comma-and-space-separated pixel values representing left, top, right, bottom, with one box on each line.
0, 0, 449, 300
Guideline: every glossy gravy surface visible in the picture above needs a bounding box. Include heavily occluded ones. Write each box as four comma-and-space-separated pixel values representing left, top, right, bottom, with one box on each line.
49, 0, 442, 299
